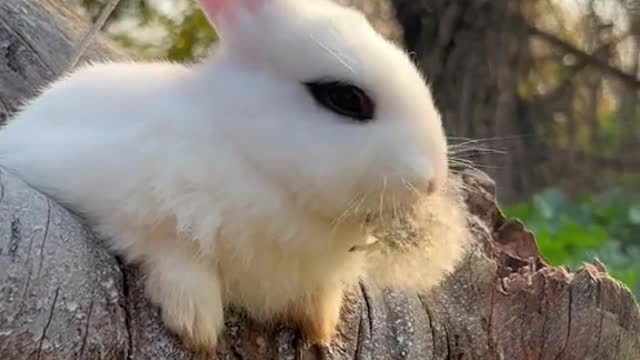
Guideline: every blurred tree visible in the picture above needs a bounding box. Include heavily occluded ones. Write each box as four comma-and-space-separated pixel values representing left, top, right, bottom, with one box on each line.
389, 0, 534, 203
389, 0, 639, 203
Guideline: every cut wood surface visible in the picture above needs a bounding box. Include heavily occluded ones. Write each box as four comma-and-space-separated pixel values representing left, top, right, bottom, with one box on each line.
0, 0, 639, 359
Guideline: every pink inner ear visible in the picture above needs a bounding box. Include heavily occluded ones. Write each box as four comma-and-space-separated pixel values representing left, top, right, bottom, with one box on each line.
199, 0, 263, 22
199, 0, 231, 20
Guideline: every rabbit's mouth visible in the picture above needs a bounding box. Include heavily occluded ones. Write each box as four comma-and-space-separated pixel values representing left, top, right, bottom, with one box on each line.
350, 177, 464, 254
359, 199, 420, 227
352, 203, 427, 254
325, 174, 441, 230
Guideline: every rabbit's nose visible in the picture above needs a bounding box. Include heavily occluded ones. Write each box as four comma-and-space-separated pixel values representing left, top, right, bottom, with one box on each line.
426, 180, 438, 195
425, 174, 445, 195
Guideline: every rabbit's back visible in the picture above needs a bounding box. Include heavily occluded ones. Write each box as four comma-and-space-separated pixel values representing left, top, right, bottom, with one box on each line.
0, 62, 236, 249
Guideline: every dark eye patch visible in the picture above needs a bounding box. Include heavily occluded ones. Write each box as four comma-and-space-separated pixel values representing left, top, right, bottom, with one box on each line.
304, 81, 375, 122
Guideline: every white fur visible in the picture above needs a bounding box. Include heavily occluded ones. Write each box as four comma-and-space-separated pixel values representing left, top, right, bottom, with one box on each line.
0, 0, 453, 349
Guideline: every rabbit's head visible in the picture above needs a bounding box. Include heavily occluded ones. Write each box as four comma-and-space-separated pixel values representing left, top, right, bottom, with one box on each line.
197, 0, 448, 223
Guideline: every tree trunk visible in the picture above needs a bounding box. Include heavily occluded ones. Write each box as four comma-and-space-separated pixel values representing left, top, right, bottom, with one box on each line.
0, 0, 639, 359
388, 0, 540, 203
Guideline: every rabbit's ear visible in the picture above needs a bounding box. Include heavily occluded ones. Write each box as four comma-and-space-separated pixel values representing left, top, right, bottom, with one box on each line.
198, 0, 267, 38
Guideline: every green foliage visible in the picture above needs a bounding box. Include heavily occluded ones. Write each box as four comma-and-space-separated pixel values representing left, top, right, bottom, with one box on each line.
504, 188, 640, 295
70, 0, 215, 61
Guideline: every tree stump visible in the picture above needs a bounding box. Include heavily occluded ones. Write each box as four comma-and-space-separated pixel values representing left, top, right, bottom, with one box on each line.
0, 0, 639, 359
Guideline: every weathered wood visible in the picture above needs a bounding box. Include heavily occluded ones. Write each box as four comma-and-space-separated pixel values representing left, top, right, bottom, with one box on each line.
0, 0, 639, 359
0, 0, 126, 124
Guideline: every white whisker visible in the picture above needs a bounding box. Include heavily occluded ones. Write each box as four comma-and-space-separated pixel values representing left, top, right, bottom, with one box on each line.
402, 177, 421, 196
392, 195, 399, 221
378, 176, 387, 224
307, 33, 356, 75
331, 194, 364, 231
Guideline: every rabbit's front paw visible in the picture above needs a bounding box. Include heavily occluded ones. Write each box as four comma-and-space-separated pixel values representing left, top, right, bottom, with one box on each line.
159, 292, 224, 352
144, 256, 224, 353
287, 285, 344, 347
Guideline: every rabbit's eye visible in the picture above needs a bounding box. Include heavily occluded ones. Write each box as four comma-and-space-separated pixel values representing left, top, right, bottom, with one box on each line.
304, 81, 375, 122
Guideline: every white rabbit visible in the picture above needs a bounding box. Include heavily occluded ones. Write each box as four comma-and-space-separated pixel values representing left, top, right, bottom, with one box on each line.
0, 0, 466, 352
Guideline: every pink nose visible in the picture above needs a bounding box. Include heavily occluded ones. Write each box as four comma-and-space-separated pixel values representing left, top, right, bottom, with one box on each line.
426, 180, 438, 195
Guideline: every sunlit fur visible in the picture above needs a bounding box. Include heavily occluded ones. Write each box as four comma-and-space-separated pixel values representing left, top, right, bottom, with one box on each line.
0, 0, 462, 351
361, 173, 471, 295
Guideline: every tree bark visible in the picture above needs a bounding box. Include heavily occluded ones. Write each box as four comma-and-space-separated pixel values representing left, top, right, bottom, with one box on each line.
0, 0, 639, 359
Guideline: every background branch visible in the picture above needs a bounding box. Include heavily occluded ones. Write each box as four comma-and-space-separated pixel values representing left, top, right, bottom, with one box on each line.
527, 24, 640, 89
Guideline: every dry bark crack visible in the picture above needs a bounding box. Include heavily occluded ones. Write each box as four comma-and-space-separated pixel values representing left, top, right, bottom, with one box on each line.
76, 297, 94, 360
36, 201, 51, 277
35, 285, 60, 360
115, 257, 135, 360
